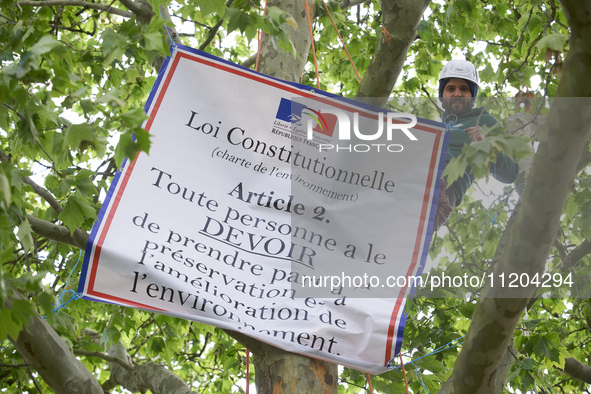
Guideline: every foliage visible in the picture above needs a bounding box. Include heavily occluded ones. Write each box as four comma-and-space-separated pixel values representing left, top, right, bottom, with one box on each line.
0, 0, 589, 392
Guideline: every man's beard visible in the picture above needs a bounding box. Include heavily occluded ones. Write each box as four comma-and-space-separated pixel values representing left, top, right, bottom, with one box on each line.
443, 97, 473, 116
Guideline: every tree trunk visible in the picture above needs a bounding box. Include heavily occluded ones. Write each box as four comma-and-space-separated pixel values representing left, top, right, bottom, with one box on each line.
251, 342, 338, 393
256, 0, 315, 83
7, 291, 104, 394
229, 1, 340, 391
442, 0, 591, 389
355, 0, 431, 108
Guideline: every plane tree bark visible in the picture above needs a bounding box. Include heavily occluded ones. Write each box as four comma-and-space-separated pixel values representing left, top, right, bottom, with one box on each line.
355, 0, 431, 107
439, 1, 591, 392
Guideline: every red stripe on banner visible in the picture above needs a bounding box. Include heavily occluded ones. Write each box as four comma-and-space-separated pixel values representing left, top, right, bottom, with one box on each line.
86, 290, 166, 311
383, 129, 443, 365
87, 55, 182, 296
174, 50, 438, 134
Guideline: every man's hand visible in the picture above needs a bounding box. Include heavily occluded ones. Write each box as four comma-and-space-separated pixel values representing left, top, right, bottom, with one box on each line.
465, 126, 485, 142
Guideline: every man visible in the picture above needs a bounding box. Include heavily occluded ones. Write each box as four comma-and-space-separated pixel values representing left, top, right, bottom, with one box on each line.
434, 59, 519, 229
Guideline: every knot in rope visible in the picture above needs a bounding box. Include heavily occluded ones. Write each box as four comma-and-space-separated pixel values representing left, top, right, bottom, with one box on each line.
443, 114, 460, 133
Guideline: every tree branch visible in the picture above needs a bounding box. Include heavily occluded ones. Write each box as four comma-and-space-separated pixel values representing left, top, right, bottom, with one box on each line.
106, 342, 197, 394
22, 176, 63, 214
118, 0, 155, 25
241, 54, 257, 69
563, 357, 591, 384
73, 349, 133, 371
256, 0, 316, 83
17, 0, 133, 18
26, 214, 89, 249
117, 0, 144, 15
331, 0, 369, 9
568, 240, 591, 267
7, 290, 104, 393
198, 0, 235, 51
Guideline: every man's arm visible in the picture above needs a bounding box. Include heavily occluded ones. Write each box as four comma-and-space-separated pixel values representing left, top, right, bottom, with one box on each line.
465, 126, 520, 184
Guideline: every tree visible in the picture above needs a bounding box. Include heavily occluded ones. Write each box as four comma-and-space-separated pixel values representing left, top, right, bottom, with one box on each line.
1, 0, 590, 392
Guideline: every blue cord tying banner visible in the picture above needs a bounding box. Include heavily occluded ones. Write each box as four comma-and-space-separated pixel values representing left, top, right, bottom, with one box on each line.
443, 114, 459, 133
52, 251, 83, 314
394, 335, 465, 392
159, 8, 177, 51
1, 251, 84, 351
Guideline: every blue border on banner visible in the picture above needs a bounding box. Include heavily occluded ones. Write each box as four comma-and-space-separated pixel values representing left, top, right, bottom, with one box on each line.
390, 129, 449, 366
145, 55, 172, 112
77, 166, 124, 294
407, 131, 450, 301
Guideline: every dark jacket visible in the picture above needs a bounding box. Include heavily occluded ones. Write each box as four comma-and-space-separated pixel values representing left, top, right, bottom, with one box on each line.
443, 106, 519, 206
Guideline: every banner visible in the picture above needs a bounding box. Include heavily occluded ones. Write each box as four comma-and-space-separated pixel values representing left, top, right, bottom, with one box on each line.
79, 45, 448, 374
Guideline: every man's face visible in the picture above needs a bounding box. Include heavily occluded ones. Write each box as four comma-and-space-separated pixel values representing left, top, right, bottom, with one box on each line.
441, 78, 473, 116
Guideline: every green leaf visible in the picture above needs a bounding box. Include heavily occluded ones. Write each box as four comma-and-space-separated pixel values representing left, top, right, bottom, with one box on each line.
121, 108, 149, 127
59, 193, 97, 233
64, 124, 107, 157
143, 18, 169, 54
225, 9, 252, 34
102, 326, 121, 347
199, 0, 226, 17
536, 33, 568, 53
29, 35, 61, 55
16, 221, 34, 252
520, 357, 534, 370
442, 154, 468, 184
37, 291, 55, 324
0, 306, 22, 339
114, 129, 151, 168
148, 336, 166, 354
64, 123, 93, 149
10, 299, 34, 328
580, 202, 591, 240
0, 171, 10, 207
417, 356, 446, 373
144, 30, 167, 52
96, 90, 126, 108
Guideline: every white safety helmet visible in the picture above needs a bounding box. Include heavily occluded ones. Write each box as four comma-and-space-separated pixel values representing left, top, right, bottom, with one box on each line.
438, 59, 479, 98
439, 59, 479, 85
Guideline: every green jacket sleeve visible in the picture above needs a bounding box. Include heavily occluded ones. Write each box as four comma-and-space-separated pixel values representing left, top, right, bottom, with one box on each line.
490, 153, 519, 184
473, 111, 520, 184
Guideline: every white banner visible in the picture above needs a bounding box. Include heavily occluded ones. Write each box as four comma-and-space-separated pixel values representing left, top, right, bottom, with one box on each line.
79, 45, 447, 374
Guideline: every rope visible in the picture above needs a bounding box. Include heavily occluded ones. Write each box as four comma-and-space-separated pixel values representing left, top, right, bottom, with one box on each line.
391, 335, 465, 392
159, 9, 177, 51
52, 251, 83, 314
408, 361, 428, 392
321, 0, 362, 83
304, 0, 320, 89
400, 353, 409, 393
365, 372, 373, 393
0, 252, 84, 353
255, 0, 268, 72
394, 335, 465, 369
